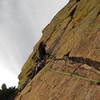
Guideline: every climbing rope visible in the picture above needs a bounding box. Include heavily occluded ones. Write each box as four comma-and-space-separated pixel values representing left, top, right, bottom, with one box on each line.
48, 67, 100, 85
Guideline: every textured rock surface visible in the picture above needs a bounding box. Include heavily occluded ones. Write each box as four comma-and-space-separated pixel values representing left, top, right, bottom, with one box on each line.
15, 0, 100, 100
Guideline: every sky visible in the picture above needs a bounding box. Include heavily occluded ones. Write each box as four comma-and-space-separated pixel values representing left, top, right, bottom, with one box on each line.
0, 0, 69, 88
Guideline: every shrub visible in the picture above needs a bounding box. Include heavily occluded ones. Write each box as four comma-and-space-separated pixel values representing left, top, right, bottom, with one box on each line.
0, 84, 18, 100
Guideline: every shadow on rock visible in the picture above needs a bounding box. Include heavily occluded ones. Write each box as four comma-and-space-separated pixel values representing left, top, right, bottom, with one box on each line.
69, 57, 100, 71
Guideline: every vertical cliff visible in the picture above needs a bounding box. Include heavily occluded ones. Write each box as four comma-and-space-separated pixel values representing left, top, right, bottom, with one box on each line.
15, 0, 100, 100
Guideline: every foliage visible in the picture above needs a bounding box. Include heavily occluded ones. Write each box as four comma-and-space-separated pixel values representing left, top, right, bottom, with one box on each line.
0, 84, 18, 100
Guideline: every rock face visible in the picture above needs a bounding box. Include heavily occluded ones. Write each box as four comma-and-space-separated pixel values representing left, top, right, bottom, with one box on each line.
15, 0, 100, 100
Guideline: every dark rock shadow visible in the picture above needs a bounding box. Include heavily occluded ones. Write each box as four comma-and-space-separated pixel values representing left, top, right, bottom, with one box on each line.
69, 57, 100, 71
76, 0, 80, 2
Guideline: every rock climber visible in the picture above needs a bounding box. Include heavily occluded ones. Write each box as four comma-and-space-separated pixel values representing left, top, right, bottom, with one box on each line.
38, 41, 46, 61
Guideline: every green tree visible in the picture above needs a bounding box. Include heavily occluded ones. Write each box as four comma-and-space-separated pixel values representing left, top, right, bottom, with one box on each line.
0, 83, 18, 100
